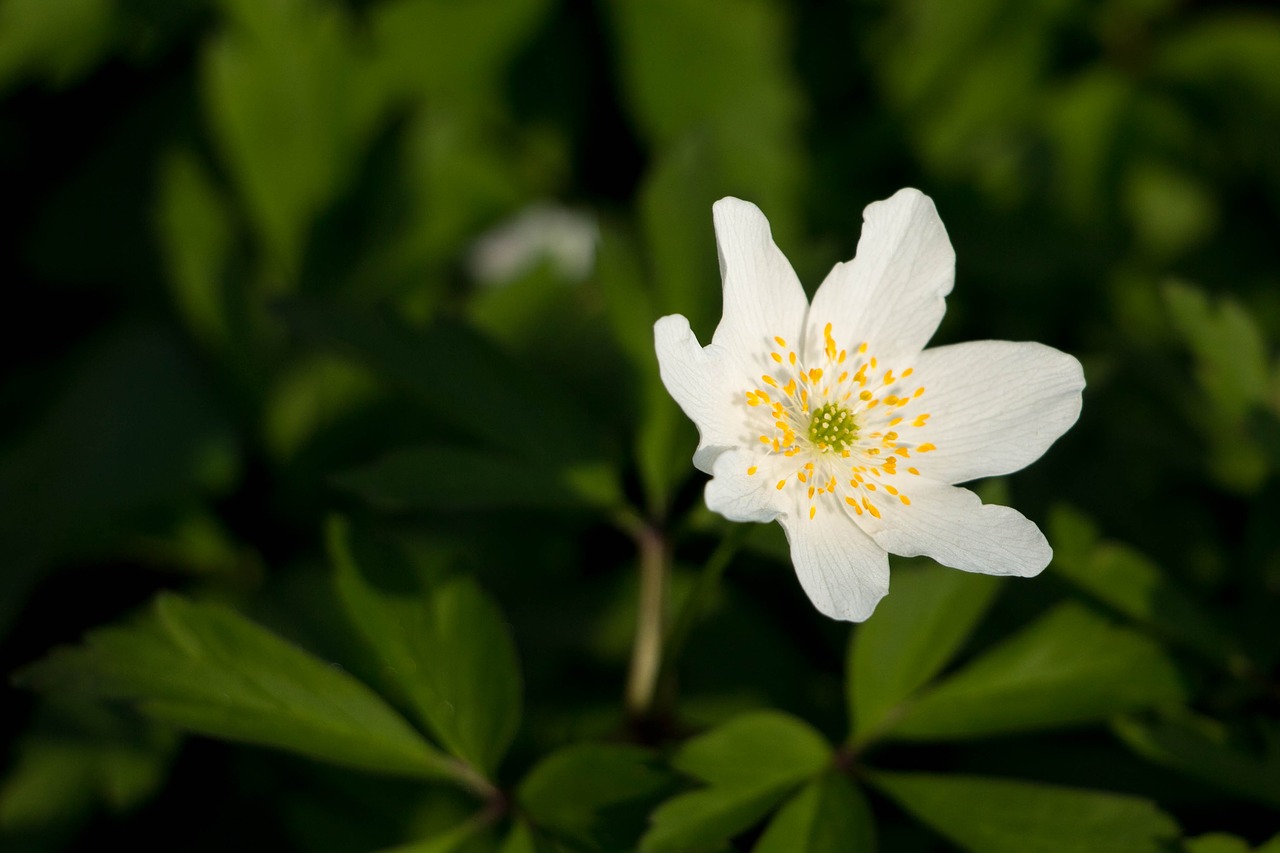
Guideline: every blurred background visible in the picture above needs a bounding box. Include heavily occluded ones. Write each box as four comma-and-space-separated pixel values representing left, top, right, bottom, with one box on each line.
2, 0, 1279, 850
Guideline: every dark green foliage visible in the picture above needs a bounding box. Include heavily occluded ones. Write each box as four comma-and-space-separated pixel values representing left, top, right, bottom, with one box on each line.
3, 0, 1280, 850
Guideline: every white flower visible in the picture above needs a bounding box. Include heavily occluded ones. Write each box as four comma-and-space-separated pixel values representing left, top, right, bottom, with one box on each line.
654, 189, 1085, 622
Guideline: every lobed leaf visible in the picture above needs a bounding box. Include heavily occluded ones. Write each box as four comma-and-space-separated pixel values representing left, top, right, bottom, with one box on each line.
868, 771, 1180, 853
848, 561, 1001, 743
331, 519, 522, 778
753, 772, 876, 853
15, 594, 451, 780
889, 603, 1188, 740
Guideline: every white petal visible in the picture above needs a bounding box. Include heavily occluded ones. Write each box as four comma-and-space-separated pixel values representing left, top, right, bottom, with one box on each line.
709, 198, 809, 363
909, 340, 1085, 485
654, 315, 741, 473
705, 450, 783, 523
807, 189, 954, 366
864, 478, 1051, 577
778, 503, 891, 622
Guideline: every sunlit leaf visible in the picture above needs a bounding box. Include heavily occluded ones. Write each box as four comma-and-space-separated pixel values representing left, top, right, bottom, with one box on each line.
15, 594, 451, 780
848, 561, 1001, 744
640, 712, 832, 853
889, 603, 1188, 740
869, 771, 1180, 853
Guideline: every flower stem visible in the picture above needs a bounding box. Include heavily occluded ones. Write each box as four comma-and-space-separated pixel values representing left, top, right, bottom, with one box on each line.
625, 522, 669, 720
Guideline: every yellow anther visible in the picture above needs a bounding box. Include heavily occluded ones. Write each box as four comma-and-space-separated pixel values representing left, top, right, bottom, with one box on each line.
858, 342, 868, 354
868, 448, 880, 455
773, 438, 782, 452
847, 496, 863, 515
784, 379, 797, 396
866, 483, 877, 491
809, 368, 823, 382
838, 350, 847, 363
823, 322, 833, 338
863, 497, 880, 518
883, 370, 894, 384
774, 336, 787, 346
859, 390, 873, 401
870, 357, 878, 368
771, 352, 783, 363
885, 484, 899, 495
899, 495, 911, 505
808, 486, 815, 499
759, 435, 771, 444
805, 461, 815, 470
762, 375, 778, 387
809, 506, 816, 520
914, 387, 925, 398
917, 443, 936, 452
885, 395, 899, 405
908, 467, 919, 475
757, 390, 771, 403
889, 416, 903, 426
798, 471, 808, 483
747, 466, 758, 475
838, 371, 848, 383
913, 414, 930, 427
776, 479, 787, 490
897, 446, 910, 456
789, 351, 797, 365
902, 367, 913, 377
885, 431, 898, 441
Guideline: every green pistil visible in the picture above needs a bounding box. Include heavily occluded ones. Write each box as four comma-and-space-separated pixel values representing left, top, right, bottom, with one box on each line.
808, 402, 857, 451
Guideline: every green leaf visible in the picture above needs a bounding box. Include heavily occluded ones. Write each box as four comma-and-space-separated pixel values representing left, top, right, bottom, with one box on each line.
374, 816, 493, 853
640, 712, 832, 853
1112, 712, 1280, 809
1164, 281, 1270, 418
0, 702, 176, 831
203, 0, 382, 279
889, 603, 1188, 740
155, 148, 236, 351
848, 561, 1001, 743
0, 0, 114, 91
1048, 506, 1235, 664
500, 822, 569, 853
642, 785, 791, 853
284, 304, 611, 466
1185, 835, 1254, 853
609, 0, 805, 245
518, 744, 675, 850
673, 711, 831, 787
753, 772, 876, 853
331, 519, 521, 778
370, 0, 553, 103
335, 445, 620, 512
15, 594, 451, 781
869, 772, 1180, 853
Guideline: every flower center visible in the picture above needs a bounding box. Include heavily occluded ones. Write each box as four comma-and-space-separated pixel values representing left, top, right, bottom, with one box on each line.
742, 323, 937, 522
808, 402, 857, 451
